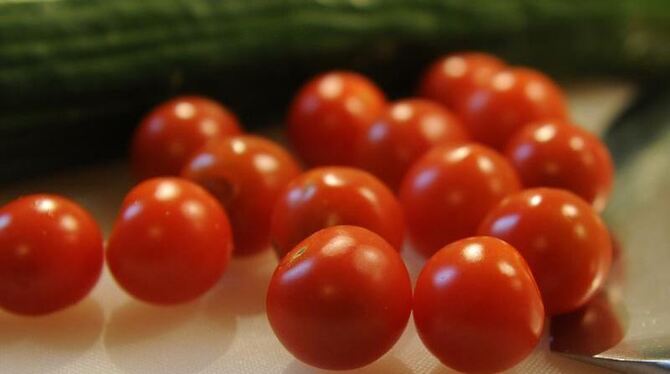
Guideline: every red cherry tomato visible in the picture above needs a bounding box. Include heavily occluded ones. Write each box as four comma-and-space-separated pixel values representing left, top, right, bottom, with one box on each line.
419, 52, 506, 112
0, 195, 103, 315
414, 236, 544, 373
181, 135, 302, 256
505, 120, 614, 212
131, 96, 242, 179
355, 98, 470, 191
459, 67, 568, 149
399, 143, 521, 257
287, 71, 387, 166
267, 225, 412, 370
271, 167, 404, 258
107, 178, 233, 304
478, 188, 612, 315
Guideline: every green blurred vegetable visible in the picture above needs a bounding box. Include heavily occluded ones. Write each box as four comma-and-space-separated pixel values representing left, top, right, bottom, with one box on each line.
1, 0, 669, 180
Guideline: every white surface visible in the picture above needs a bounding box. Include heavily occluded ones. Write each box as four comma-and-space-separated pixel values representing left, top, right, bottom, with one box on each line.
0, 81, 636, 373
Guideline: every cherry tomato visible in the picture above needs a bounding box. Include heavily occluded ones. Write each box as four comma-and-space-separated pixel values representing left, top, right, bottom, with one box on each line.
107, 178, 233, 304
419, 52, 506, 112
459, 67, 568, 149
414, 236, 544, 373
287, 71, 387, 166
267, 225, 412, 370
355, 98, 470, 191
0, 195, 103, 315
399, 143, 521, 257
131, 96, 242, 179
505, 120, 614, 212
181, 135, 301, 256
478, 188, 612, 315
271, 167, 404, 258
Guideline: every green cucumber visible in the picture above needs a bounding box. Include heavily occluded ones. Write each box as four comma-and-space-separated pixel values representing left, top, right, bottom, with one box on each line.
1, 0, 669, 181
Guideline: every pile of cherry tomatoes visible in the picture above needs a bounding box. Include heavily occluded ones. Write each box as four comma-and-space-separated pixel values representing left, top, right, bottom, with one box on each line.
0, 52, 614, 373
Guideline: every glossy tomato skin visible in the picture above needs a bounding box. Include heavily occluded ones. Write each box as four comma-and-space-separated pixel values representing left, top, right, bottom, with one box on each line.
355, 98, 470, 191
131, 96, 242, 180
419, 52, 505, 112
460, 67, 568, 150
107, 178, 233, 304
287, 71, 387, 166
271, 167, 404, 258
414, 236, 544, 373
181, 135, 301, 256
0, 195, 103, 315
505, 120, 614, 212
267, 225, 412, 370
399, 143, 521, 258
478, 188, 612, 315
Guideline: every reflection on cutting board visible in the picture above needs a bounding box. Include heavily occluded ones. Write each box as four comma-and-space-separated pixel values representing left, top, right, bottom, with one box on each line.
550, 232, 627, 356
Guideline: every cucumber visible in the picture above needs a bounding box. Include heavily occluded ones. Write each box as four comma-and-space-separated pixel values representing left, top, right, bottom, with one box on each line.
1, 0, 669, 181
